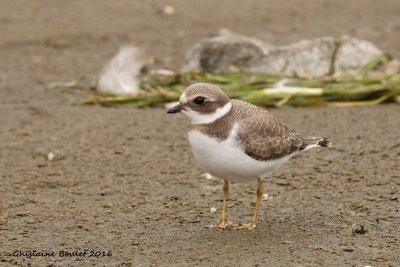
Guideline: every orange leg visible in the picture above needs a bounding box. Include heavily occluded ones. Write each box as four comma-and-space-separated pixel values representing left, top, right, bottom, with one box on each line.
212, 179, 235, 229
233, 178, 264, 230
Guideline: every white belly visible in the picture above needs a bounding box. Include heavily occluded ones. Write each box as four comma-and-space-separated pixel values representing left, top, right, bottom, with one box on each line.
187, 124, 293, 183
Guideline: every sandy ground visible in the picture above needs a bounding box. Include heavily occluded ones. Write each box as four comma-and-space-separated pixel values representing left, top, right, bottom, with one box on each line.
1, 0, 400, 266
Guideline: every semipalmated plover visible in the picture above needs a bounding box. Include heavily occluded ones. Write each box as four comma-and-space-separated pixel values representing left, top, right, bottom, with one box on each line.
167, 83, 332, 230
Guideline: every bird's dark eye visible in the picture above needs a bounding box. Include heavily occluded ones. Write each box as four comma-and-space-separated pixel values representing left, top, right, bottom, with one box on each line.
194, 96, 205, 105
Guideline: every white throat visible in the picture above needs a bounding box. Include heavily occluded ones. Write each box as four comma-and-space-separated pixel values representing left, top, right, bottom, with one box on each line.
183, 101, 232, 124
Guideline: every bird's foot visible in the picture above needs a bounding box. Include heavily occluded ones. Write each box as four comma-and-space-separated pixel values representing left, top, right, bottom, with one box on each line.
231, 222, 256, 230
211, 218, 235, 230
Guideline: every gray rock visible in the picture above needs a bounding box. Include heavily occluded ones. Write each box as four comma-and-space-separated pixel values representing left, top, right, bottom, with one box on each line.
255, 37, 337, 77
181, 29, 271, 73
182, 29, 385, 77
334, 36, 383, 76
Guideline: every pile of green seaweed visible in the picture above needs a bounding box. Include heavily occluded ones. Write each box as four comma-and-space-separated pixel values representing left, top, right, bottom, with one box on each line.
79, 55, 400, 108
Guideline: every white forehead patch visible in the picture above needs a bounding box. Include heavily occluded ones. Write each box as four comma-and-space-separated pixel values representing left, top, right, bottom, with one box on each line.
183, 101, 232, 124
179, 93, 187, 103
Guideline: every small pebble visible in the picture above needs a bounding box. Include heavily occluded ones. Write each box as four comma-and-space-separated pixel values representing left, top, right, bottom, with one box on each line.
200, 173, 214, 180
47, 152, 55, 161
162, 5, 175, 15
263, 193, 272, 200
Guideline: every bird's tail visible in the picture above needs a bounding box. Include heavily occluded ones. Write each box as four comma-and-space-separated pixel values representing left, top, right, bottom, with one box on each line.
299, 136, 332, 151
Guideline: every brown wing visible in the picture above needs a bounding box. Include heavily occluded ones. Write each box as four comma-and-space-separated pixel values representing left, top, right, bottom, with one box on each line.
232, 100, 302, 161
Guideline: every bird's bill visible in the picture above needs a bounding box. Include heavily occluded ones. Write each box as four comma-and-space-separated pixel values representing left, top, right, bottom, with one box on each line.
166, 103, 183, 114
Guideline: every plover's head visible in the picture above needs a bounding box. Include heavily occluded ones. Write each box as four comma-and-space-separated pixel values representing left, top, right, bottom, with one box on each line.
167, 83, 232, 124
